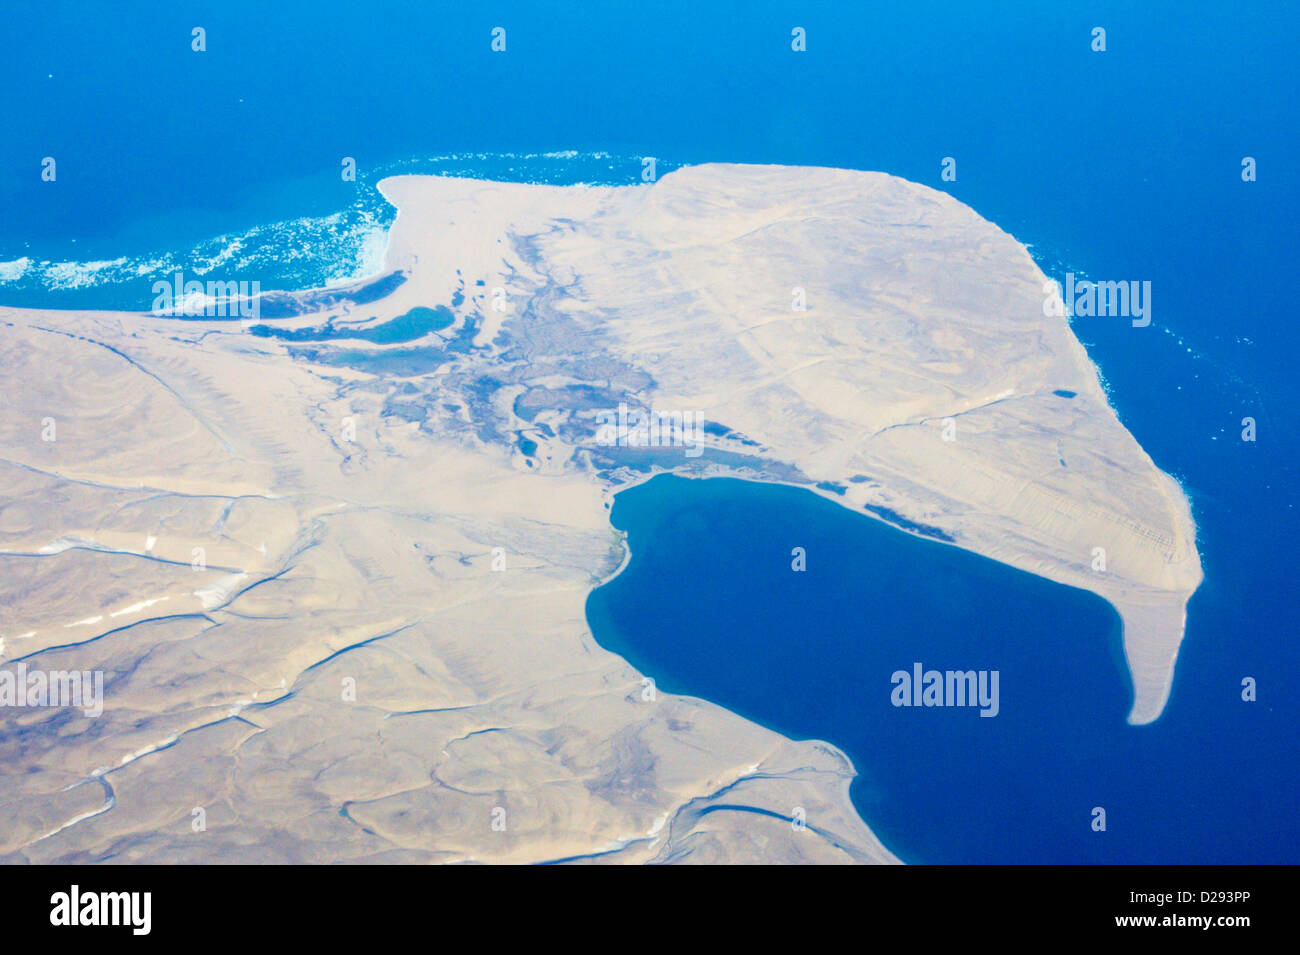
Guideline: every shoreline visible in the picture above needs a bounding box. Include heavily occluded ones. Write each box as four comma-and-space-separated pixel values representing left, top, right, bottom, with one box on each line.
0, 162, 1203, 864
0, 151, 666, 312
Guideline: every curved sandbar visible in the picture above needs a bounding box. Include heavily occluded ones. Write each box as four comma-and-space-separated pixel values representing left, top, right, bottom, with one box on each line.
376, 162, 1200, 724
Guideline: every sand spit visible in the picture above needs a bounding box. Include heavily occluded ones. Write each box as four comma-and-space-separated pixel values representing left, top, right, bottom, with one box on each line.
0, 164, 1198, 863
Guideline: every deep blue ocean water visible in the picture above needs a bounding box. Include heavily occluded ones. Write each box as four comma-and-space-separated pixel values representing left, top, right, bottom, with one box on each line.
587, 475, 1287, 863
3, 1, 1296, 860
587, 476, 1130, 863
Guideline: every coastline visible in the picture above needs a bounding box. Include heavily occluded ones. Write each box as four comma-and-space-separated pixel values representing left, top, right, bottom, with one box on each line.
584, 471, 1133, 863
0, 152, 666, 313
0, 162, 1201, 864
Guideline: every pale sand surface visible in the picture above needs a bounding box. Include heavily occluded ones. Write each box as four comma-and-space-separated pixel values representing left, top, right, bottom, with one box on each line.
0, 164, 1199, 863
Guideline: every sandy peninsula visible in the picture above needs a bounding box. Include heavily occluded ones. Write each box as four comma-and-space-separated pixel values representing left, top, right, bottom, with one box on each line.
0, 164, 1200, 863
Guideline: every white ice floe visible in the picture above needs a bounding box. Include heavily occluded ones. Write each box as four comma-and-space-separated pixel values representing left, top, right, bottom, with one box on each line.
0, 257, 31, 281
